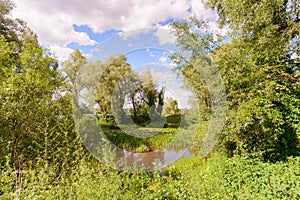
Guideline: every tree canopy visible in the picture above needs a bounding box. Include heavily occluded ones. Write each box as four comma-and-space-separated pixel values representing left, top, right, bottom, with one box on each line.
0, 0, 81, 173
62, 51, 166, 125
170, 0, 300, 160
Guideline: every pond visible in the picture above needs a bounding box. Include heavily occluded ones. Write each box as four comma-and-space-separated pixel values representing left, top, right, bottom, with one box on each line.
116, 148, 196, 171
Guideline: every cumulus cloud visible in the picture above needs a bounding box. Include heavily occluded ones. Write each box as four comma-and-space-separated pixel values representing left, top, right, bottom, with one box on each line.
11, 0, 97, 46
154, 25, 176, 45
11, 0, 223, 60
190, 0, 215, 19
48, 45, 74, 62
157, 50, 176, 67
12, 0, 191, 46
119, 28, 152, 40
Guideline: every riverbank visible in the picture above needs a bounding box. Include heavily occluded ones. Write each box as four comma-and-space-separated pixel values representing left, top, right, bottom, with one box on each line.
1, 153, 300, 199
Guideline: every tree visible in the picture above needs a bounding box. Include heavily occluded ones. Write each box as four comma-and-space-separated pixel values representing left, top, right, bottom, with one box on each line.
63, 53, 140, 123
93, 54, 139, 123
0, 0, 27, 48
130, 70, 165, 123
0, 0, 25, 81
206, 0, 300, 74
0, 2, 82, 176
170, 0, 300, 160
206, 0, 300, 160
163, 97, 179, 115
0, 40, 80, 171
170, 17, 213, 120
140, 70, 159, 118
62, 49, 86, 105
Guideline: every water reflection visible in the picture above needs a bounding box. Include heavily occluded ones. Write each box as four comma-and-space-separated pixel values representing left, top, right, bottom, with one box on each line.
117, 148, 195, 171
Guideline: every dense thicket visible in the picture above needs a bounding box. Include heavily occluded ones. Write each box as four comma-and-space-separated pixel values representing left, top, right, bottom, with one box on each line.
170, 0, 300, 160
0, 0, 83, 176
1, 0, 300, 198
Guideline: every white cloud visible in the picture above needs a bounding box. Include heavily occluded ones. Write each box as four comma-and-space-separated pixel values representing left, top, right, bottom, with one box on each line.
12, 0, 191, 46
48, 45, 74, 62
159, 56, 168, 64
119, 28, 152, 40
150, 53, 155, 58
11, 0, 219, 60
11, 0, 96, 46
190, 0, 215, 19
154, 25, 176, 45
158, 51, 176, 67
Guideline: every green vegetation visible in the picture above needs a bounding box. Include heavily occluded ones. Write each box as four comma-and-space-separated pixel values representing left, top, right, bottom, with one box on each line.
101, 125, 177, 152
63, 50, 166, 125
1, 154, 300, 199
1, 0, 299, 199
170, 0, 300, 161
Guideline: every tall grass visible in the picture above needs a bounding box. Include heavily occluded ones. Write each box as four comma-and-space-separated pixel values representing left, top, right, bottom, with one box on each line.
2, 153, 300, 199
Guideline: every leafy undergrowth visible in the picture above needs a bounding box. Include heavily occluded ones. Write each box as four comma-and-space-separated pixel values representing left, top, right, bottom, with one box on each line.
1, 154, 300, 199
101, 121, 204, 152
102, 126, 178, 152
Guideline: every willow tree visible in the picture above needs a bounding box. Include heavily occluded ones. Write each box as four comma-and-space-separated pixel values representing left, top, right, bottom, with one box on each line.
128, 70, 165, 124
171, 0, 300, 160
163, 97, 179, 115
91, 54, 140, 123
62, 49, 86, 106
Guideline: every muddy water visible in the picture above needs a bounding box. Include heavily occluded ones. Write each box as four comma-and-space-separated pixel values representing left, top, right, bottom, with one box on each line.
116, 148, 196, 171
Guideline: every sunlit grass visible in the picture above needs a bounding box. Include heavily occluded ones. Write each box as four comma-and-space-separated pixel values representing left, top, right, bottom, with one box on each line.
100, 120, 208, 152
4, 154, 300, 199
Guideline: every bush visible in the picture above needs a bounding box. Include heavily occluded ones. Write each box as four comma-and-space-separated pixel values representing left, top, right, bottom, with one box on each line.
164, 114, 183, 128
222, 86, 300, 161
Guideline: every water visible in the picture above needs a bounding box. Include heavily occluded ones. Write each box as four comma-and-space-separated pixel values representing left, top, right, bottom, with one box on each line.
116, 148, 196, 171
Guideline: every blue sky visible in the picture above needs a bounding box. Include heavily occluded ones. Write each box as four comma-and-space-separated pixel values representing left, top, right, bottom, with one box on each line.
84, 27, 194, 108
10, 0, 226, 108
11, 0, 224, 61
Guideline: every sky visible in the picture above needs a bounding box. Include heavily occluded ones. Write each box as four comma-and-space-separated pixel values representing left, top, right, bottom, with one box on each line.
10, 0, 224, 108
10, 0, 224, 61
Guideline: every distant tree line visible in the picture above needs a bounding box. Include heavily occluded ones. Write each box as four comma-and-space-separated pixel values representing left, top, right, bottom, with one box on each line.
63, 50, 180, 126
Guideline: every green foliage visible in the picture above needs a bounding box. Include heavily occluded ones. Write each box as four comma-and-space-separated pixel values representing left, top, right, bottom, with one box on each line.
2, 154, 300, 199
164, 114, 182, 128
129, 69, 165, 124
63, 51, 167, 124
95, 54, 136, 122
62, 49, 86, 98
222, 156, 300, 199
0, 5, 85, 198
170, 0, 300, 160
101, 125, 177, 151
210, 36, 300, 160
162, 97, 179, 115
170, 17, 212, 121
129, 102, 151, 125
1, 1, 300, 199
235, 95, 299, 160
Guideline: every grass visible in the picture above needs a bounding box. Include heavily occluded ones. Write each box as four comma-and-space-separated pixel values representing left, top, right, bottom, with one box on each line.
101, 125, 178, 152
100, 121, 205, 153
98, 113, 207, 153
2, 117, 300, 199
2, 153, 300, 199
